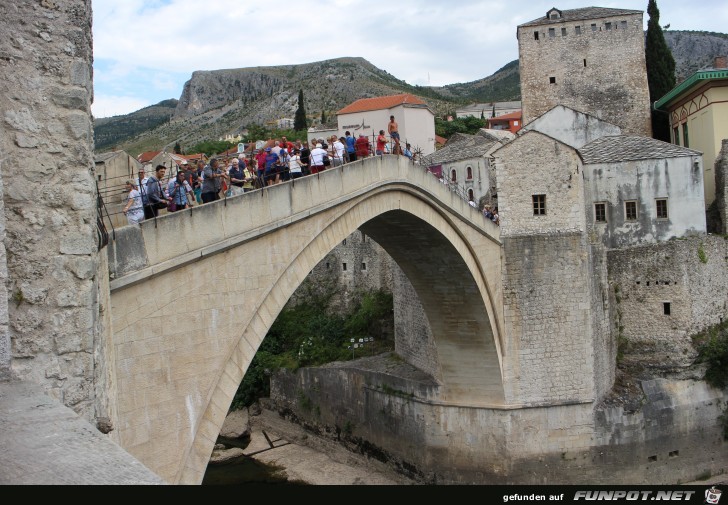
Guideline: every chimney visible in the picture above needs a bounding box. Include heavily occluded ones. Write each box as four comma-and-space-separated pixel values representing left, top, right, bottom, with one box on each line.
715, 56, 727, 69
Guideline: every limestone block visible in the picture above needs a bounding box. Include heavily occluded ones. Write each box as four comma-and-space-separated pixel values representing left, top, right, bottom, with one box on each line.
60, 231, 96, 255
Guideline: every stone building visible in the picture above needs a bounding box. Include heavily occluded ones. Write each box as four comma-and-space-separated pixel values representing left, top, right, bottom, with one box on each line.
336, 93, 436, 156
94, 151, 143, 230
420, 129, 513, 206
517, 7, 652, 137
654, 56, 728, 208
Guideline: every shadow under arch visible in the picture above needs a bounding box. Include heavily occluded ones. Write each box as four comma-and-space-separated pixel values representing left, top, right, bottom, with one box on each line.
176, 186, 504, 484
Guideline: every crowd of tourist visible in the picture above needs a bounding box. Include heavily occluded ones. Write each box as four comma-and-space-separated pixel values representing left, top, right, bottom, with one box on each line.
120, 129, 492, 228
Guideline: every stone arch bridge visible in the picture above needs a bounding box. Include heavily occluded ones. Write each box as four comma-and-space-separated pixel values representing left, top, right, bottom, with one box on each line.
106, 155, 505, 484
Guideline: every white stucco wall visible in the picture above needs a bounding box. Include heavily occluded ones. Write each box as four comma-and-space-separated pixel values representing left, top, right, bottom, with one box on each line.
585, 156, 706, 249
337, 105, 435, 156
521, 105, 622, 149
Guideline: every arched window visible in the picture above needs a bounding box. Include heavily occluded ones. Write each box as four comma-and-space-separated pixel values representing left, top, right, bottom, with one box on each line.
451, 169, 457, 182
468, 189, 474, 201
466, 166, 473, 180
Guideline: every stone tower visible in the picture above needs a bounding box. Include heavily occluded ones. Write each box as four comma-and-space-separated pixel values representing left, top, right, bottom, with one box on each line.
518, 7, 652, 137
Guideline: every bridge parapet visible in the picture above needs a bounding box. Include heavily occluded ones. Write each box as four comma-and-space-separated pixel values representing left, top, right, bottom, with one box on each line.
108, 155, 498, 289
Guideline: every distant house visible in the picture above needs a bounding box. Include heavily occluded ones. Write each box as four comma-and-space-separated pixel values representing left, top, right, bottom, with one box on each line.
336, 93, 436, 156
421, 129, 513, 206
654, 56, 728, 207
307, 124, 338, 146
137, 150, 161, 165
95, 150, 142, 230
487, 110, 523, 134
456, 101, 522, 120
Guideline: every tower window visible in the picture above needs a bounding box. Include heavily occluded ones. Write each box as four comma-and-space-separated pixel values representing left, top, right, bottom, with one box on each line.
591, 23, 597, 31
584, 59, 587, 67
605, 22, 612, 30
361, 263, 367, 271
533, 194, 546, 215
594, 202, 606, 222
468, 189, 474, 202
656, 199, 668, 219
534, 31, 539, 40
548, 28, 555, 38
561, 27, 567, 36
620, 20, 628, 29
451, 169, 457, 182
663, 302, 671, 315
625, 201, 637, 221
549, 76, 556, 84
342, 262, 347, 271
466, 166, 473, 180
575, 25, 581, 35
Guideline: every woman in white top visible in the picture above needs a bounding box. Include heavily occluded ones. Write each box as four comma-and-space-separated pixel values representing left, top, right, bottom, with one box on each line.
289, 149, 303, 180
122, 180, 145, 225
329, 135, 346, 167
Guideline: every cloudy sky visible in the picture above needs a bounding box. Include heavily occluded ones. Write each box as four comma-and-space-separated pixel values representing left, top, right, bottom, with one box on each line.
91, 0, 728, 118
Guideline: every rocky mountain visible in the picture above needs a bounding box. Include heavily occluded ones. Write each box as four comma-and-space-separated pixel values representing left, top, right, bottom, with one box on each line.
93, 99, 178, 152
94, 30, 728, 156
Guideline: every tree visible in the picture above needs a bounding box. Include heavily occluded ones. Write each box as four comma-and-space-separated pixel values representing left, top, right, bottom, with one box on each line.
321, 110, 326, 124
294, 89, 308, 132
173, 141, 181, 154
645, 0, 676, 142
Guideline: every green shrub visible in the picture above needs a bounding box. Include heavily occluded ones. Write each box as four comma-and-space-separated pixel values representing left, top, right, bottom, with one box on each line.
698, 243, 708, 264
230, 288, 394, 409
695, 320, 728, 389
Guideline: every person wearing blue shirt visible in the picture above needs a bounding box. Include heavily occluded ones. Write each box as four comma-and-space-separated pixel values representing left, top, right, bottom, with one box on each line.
344, 131, 357, 163
403, 143, 413, 160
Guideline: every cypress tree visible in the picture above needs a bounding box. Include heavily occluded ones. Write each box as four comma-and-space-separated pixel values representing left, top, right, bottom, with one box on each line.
321, 110, 326, 124
294, 89, 308, 131
645, 0, 676, 142
173, 141, 181, 154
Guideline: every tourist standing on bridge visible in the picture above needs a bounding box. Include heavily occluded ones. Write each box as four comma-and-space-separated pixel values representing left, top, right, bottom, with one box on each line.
167, 170, 194, 211
376, 130, 387, 155
122, 180, 144, 226
355, 134, 370, 159
344, 131, 356, 163
309, 143, 327, 174
144, 165, 168, 219
201, 157, 225, 204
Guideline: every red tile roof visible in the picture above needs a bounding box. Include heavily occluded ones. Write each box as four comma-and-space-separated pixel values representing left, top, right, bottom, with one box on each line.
337, 93, 427, 115
489, 111, 522, 121
137, 151, 161, 163
435, 135, 447, 145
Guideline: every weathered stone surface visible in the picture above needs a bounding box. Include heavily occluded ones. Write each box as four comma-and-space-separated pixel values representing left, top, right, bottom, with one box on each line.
219, 408, 250, 439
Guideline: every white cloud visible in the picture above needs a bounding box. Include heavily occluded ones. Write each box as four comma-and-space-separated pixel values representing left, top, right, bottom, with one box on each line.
91, 0, 728, 116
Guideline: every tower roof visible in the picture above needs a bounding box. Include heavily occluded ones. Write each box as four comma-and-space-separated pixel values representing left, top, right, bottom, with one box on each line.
518, 7, 642, 28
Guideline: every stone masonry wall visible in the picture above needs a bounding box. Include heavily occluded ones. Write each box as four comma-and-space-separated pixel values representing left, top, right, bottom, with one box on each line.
716, 139, 727, 234
0, 0, 100, 421
518, 11, 651, 137
607, 235, 728, 372
392, 267, 440, 381
501, 234, 597, 404
0, 171, 9, 379
287, 230, 396, 314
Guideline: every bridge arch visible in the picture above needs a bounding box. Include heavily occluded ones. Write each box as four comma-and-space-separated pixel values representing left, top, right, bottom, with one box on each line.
108, 157, 504, 484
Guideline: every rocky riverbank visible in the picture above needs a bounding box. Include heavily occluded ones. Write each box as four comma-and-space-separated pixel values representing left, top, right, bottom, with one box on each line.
205, 404, 417, 485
